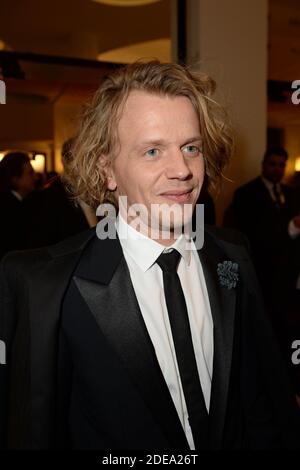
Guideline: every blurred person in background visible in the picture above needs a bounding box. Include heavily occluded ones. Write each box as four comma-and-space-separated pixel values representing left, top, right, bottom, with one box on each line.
231, 148, 299, 329
288, 212, 300, 399
0, 152, 35, 260
27, 138, 97, 248
228, 147, 300, 398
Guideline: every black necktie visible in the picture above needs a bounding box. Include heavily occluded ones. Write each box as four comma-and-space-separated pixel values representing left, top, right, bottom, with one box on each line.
156, 249, 208, 450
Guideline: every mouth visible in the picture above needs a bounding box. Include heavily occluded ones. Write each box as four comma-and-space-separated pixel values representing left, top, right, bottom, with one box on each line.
159, 188, 194, 203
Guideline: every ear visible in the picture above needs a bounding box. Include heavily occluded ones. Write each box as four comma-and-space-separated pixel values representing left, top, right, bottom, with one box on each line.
107, 173, 117, 191
98, 155, 117, 191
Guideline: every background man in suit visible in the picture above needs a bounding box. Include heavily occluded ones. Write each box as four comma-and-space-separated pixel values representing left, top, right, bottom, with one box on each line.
0, 152, 36, 260
231, 148, 299, 352
26, 139, 97, 249
0, 62, 299, 450
288, 212, 300, 399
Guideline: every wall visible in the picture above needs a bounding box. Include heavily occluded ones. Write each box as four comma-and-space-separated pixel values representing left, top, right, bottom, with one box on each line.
53, 100, 83, 173
185, 0, 268, 224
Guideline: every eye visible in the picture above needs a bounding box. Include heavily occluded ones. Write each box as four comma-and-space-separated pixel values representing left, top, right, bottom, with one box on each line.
146, 148, 159, 157
182, 145, 201, 156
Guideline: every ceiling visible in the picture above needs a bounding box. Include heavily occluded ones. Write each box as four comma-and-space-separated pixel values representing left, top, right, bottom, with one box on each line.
0, 0, 300, 118
0, 0, 170, 60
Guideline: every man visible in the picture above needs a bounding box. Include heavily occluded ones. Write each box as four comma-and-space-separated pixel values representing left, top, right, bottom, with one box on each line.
288, 213, 300, 398
231, 148, 299, 341
0, 152, 36, 260
27, 139, 97, 249
0, 62, 299, 450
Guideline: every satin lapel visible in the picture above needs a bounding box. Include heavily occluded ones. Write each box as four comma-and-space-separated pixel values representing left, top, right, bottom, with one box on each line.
198, 231, 237, 449
28, 229, 95, 448
73, 236, 189, 450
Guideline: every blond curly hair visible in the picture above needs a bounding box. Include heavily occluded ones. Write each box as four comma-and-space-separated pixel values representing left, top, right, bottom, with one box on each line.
64, 60, 233, 210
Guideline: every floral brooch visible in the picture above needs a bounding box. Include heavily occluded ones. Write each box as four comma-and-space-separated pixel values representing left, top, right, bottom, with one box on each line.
217, 260, 239, 289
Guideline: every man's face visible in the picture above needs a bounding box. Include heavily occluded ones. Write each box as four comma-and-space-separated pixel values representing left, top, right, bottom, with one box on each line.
107, 91, 205, 240
14, 161, 36, 197
262, 154, 286, 183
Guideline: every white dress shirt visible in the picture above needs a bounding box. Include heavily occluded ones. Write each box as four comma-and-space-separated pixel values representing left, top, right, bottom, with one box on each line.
116, 215, 214, 450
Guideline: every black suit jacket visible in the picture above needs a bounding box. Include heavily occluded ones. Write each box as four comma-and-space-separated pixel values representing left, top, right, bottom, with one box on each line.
26, 178, 90, 248
232, 177, 300, 303
0, 191, 28, 261
0, 226, 299, 449
232, 177, 298, 265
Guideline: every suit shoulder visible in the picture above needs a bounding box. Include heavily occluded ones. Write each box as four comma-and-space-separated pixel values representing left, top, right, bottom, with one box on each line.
234, 177, 262, 196
47, 227, 95, 257
1, 228, 95, 279
204, 224, 248, 247
0, 247, 51, 283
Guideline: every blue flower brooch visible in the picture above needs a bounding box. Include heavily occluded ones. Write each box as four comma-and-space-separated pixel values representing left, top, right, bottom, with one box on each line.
217, 260, 239, 290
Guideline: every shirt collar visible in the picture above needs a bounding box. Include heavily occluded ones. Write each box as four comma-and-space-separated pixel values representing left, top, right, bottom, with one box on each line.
11, 190, 23, 201
116, 214, 191, 273
261, 176, 280, 191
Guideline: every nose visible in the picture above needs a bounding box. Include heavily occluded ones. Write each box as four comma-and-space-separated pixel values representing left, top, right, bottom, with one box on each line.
165, 147, 192, 180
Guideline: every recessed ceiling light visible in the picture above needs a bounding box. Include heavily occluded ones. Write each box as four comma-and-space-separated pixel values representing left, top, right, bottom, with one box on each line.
97, 38, 170, 63
92, 0, 160, 6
